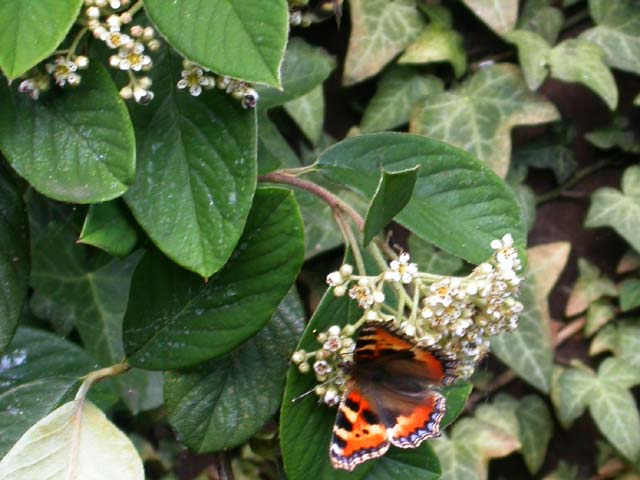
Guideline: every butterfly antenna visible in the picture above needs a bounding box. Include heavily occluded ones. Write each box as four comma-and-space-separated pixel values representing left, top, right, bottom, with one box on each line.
292, 375, 339, 403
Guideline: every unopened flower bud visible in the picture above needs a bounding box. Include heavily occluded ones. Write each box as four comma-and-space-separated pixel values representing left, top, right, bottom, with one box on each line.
339, 264, 353, 277
334, 285, 347, 297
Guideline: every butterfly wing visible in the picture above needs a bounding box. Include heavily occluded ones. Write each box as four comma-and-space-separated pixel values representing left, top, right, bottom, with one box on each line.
330, 382, 389, 471
386, 390, 446, 448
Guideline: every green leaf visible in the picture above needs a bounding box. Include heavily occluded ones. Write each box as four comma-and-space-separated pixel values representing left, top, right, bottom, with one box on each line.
462, 0, 518, 35
584, 300, 615, 336
27, 194, 158, 413
543, 461, 579, 480
440, 382, 473, 429
620, 279, 640, 312
492, 242, 570, 392
516, 395, 553, 474
565, 258, 617, 316
586, 166, 640, 254
284, 85, 325, 145
343, 0, 426, 85
143, 0, 288, 87
164, 290, 304, 453
364, 445, 440, 479
407, 235, 463, 276
0, 0, 82, 80
125, 51, 257, 278
360, 67, 443, 134
551, 365, 595, 428
0, 400, 144, 479
580, 0, 640, 75
548, 39, 618, 110
512, 183, 536, 232
78, 201, 138, 258
512, 137, 577, 184
0, 163, 28, 352
590, 321, 640, 370
363, 166, 419, 247
0, 63, 135, 203
519, 1, 564, 44
123, 187, 304, 370
398, 24, 467, 78
410, 64, 559, 177
585, 116, 640, 153
504, 30, 551, 90
258, 38, 336, 110
257, 113, 299, 174
316, 132, 527, 268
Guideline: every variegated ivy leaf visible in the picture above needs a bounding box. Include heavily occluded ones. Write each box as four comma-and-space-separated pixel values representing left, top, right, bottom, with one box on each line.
548, 39, 618, 110
586, 166, 640, 254
504, 30, 551, 90
343, 0, 426, 85
617, 250, 640, 274
584, 300, 616, 337
585, 116, 640, 153
462, 0, 518, 35
580, 0, 640, 75
565, 258, 617, 317
518, 0, 564, 45
590, 321, 640, 371
410, 64, 559, 177
491, 242, 570, 393
619, 279, 640, 312
516, 395, 553, 475
360, 67, 443, 133
552, 359, 640, 463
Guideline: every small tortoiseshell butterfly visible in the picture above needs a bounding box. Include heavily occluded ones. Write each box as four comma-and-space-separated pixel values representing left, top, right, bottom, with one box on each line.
330, 320, 459, 471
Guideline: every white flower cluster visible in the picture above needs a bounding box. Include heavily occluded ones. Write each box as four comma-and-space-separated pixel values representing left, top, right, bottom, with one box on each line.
85, 0, 160, 104
292, 234, 524, 400
18, 52, 89, 98
176, 61, 259, 109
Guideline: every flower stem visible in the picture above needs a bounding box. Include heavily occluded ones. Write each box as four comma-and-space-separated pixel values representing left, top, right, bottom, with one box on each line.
127, 0, 144, 16
335, 211, 366, 275
66, 27, 89, 59
74, 361, 130, 403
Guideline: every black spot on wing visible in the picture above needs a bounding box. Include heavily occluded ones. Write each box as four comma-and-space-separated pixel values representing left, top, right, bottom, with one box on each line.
361, 409, 379, 425
345, 397, 360, 411
336, 414, 354, 431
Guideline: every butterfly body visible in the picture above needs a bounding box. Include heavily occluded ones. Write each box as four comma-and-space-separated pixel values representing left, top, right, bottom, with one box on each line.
330, 321, 458, 471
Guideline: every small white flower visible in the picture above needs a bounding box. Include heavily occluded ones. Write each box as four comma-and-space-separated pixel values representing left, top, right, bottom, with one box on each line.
323, 335, 342, 352
133, 84, 154, 104
328, 325, 341, 336
326, 271, 343, 287
333, 285, 347, 297
313, 360, 332, 375
324, 387, 339, 406
388, 252, 418, 284
86, 6, 101, 19
372, 290, 385, 303
101, 29, 132, 49
339, 264, 353, 277
291, 350, 306, 364
46, 57, 82, 87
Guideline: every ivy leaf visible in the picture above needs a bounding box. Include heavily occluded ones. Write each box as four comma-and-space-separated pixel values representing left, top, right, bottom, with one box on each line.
0, 327, 119, 456
410, 64, 559, 177
580, 0, 640, 75
619, 279, 640, 312
492, 242, 570, 392
164, 290, 304, 452
462, 0, 518, 35
0, 400, 144, 479
284, 85, 325, 145
585, 116, 640, 153
0, 0, 82, 80
0, 163, 28, 352
123, 187, 304, 370
586, 166, 640, 254
504, 30, 551, 90
549, 39, 618, 110
551, 364, 594, 428
407, 235, 463, 276
363, 166, 420, 247
519, 0, 564, 44
78, 201, 138, 258
553, 359, 640, 463
125, 51, 257, 278
591, 321, 640, 370
0, 63, 135, 203
398, 24, 467, 78
584, 300, 616, 336
565, 258, 617, 316
543, 461, 579, 480
27, 194, 159, 414
617, 250, 640, 274
360, 67, 443, 133
258, 38, 336, 110
512, 130, 577, 184
315, 132, 526, 266
516, 395, 554, 475
143, 0, 288, 87
343, 0, 426, 86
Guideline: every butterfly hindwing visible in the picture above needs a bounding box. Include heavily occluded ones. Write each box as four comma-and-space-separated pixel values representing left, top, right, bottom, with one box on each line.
387, 391, 446, 448
330, 384, 389, 471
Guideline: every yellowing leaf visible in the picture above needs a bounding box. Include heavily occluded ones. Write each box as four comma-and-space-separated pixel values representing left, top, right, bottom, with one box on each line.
398, 24, 467, 78
548, 39, 618, 110
0, 400, 144, 480
565, 258, 617, 316
410, 64, 559, 177
580, 0, 640, 75
343, 0, 426, 85
462, 0, 518, 35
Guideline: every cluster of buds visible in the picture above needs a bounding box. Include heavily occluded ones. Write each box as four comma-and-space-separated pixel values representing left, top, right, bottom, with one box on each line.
85, 0, 159, 103
176, 61, 259, 109
291, 234, 524, 404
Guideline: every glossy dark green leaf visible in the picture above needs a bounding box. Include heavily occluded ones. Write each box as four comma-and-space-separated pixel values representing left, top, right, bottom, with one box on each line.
257, 113, 298, 175
125, 52, 257, 278
407, 235, 463, 276
143, 0, 289, 87
315, 133, 526, 265
0, 0, 82, 80
27, 194, 158, 413
123, 187, 304, 370
164, 290, 304, 452
0, 163, 28, 351
363, 166, 419, 247
365, 444, 440, 479
258, 38, 336, 110
0, 63, 135, 203
441, 382, 473, 429
78, 201, 138, 258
